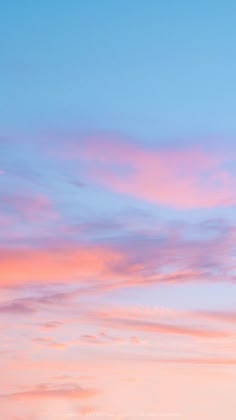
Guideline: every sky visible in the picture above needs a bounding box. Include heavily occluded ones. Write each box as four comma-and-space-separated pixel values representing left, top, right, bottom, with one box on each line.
1, 1, 236, 419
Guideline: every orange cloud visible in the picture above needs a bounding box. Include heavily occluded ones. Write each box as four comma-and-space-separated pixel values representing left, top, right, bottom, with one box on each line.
0, 244, 123, 287
79, 405, 98, 415
0, 241, 207, 288
0, 384, 98, 400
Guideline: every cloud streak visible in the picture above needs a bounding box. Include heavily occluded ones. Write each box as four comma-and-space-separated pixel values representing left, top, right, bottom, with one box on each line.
0, 383, 98, 400
89, 309, 233, 339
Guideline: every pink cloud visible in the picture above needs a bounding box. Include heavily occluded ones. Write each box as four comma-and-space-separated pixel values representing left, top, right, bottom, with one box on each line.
96, 304, 236, 327
85, 305, 234, 339
39, 321, 63, 330
192, 309, 236, 324
0, 301, 35, 314
0, 242, 219, 289
0, 220, 235, 288
59, 135, 236, 209
0, 244, 123, 287
154, 357, 236, 365
0, 192, 56, 222
32, 337, 68, 350
78, 332, 143, 346
95, 316, 231, 338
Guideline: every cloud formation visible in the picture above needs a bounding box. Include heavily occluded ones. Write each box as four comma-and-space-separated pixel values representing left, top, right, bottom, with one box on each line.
0, 215, 235, 288
1, 132, 236, 420
54, 134, 236, 209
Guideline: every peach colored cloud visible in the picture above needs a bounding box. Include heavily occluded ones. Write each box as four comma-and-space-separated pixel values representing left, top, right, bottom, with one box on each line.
62, 135, 236, 209
0, 243, 219, 289
32, 337, 68, 350
155, 357, 236, 365
0, 242, 205, 288
79, 405, 98, 415
0, 384, 98, 400
0, 244, 123, 287
78, 332, 143, 346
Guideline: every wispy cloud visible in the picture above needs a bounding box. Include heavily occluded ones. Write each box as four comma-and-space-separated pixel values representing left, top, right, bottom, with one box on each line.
0, 383, 99, 400
32, 337, 68, 350
1, 216, 235, 288
53, 134, 236, 209
0, 192, 56, 222
88, 310, 232, 339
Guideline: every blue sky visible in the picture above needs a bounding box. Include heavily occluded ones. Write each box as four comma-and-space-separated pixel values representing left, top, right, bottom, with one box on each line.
1, 1, 236, 139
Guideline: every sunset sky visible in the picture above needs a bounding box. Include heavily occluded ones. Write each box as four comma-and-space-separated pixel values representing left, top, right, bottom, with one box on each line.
1, 2, 236, 419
